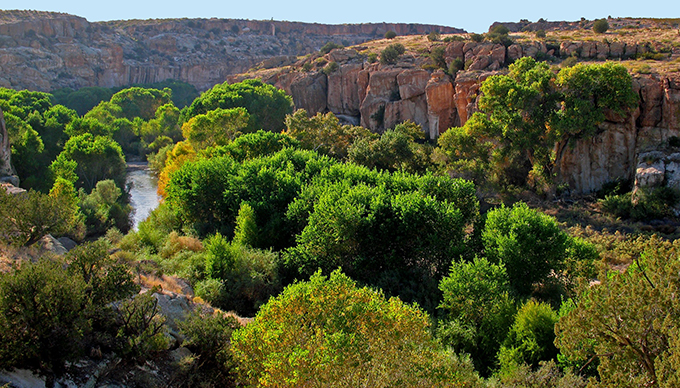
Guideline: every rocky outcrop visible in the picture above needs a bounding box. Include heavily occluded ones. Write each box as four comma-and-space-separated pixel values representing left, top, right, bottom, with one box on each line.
0, 107, 19, 187
0, 10, 463, 91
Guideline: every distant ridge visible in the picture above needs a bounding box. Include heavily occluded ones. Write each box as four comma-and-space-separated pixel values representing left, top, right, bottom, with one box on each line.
0, 10, 465, 91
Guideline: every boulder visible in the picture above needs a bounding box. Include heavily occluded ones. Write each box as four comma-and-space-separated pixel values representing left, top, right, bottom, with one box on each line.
634, 152, 666, 188
396, 69, 429, 100
359, 69, 401, 129
507, 44, 523, 61
555, 120, 637, 194
289, 73, 328, 114
327, 63, 364, 116
425, 70, 455, 138
384, 95, 428, 131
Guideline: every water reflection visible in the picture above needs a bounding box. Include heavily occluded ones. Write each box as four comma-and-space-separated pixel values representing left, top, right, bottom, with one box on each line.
126, 163, 161, 230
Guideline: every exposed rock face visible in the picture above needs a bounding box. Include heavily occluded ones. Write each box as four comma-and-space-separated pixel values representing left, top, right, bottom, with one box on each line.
0, 10, 464, 91
0, 107, 19, 186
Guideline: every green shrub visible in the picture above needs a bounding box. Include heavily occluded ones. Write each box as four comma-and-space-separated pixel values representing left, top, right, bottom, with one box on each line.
497, 300, 559, 372
427, 31, 441, 41
231, 270, 481, 387
233, 202, 258, 247
600, 187, 680, 221
0, 187, 78, 246
561, 56, 578, 68
319, 41, 343, 54
384, 30, 397, 39
204, 233, 235, 280
483, 202, 569, 297
380, 43, 406, 64
301, 62, 313, 72
470, 33, 484, 42
113, 289, 169, 363
367, 52, 378, 63
449, 58, 465, 76
593, 19, 609, 33
322, 61, 339, 75
0, 259, 87, 381
176, 310, 240, 386
438, 257, 516, 374
490, 25, 510, 35
535, 29, 547, 38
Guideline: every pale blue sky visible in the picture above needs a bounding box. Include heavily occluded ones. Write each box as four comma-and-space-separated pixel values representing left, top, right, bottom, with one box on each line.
2, 0, 679, 33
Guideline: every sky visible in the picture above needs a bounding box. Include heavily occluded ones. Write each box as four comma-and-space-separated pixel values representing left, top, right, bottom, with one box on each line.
1, 0, 679, 33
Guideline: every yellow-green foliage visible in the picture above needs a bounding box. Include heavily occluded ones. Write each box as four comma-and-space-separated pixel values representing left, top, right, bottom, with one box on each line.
231, 270, 481, 387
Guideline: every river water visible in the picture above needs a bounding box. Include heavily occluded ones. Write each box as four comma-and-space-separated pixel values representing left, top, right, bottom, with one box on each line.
126, 162, 161, 230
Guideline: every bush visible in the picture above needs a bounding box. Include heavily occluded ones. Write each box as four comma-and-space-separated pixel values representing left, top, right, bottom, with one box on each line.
384, 30, 397, 39
322, 61, 339, 75
438, 257, 516, 374
427, 31, 441, 41
113, 289, 169, 363
593, 19, 609, 33
483, 202, 569, 297
380, 43, 406, 64
319, 41, 343, 54
535, 29, 546, 38
231, 270, 481, 387
0, 259, 87, 381
176, 310, 240, 386
470, 33, 484, 42
0, 188, 78, 246
561, 56, 578, 68
497, 300, 559, 372
367, 52, 378, 63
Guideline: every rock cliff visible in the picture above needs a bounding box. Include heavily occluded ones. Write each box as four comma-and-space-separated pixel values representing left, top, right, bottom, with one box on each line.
229, 33, 680, 194
0, 10, 464, 91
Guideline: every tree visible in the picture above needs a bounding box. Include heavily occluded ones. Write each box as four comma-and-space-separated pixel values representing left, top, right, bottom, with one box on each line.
482, 202, 569, 297
109, 87, 173, 121
384, 30, 397, 39
231, 270, 481, 387
380, 43, 406, 64
555, 241, 680, 387
182, 79, 293, 133
233, 202, 258, 247
51, 133, 127, 192
348, 121, 432, 174
182, 107, 249, 149
0, 259, 87, 386
593, 19, 609, 34
497, 300, 559, 372
438, 257, 516, 374
284, 109, 373, 160
438, 58, 637, 188
0, 188, 76, 246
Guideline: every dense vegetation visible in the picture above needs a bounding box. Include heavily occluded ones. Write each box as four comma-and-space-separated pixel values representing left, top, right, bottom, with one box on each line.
1, 56, 679, 388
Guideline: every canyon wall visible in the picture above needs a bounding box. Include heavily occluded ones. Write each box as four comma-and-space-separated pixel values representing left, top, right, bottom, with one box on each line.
0, 10, 463, 91
230, 40, 680, 194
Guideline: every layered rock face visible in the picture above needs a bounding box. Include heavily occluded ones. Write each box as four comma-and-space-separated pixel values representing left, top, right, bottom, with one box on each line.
0, 10, 463, 91
231, 38, 680, 194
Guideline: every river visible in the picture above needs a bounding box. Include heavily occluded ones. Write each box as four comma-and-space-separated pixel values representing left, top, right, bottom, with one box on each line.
126, 162, 161, 230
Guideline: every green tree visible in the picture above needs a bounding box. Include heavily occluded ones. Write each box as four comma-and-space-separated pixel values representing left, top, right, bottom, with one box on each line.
79, 179, 133, 235
593, 19, 609, 33
231, 270, 481, 387
0, 188, 76, 246
109, 87, 173, 121
182, 79, 293, 133
233, 202, 258, 247
438, 58, 637, 189
51, 133, 127, 192
380, 43, 406, 64
0, 259, 87, 386
284, 109, 373, 159
384, 30, 397, 39
348, 121, 432, 174
182, 107, 249, 149
438, 257, 516, 374
482, 202, 568, 297
555, 241, 680, 387
497, 300, 559, 372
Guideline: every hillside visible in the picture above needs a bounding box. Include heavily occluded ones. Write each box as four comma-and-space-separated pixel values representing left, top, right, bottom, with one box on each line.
229, 17, 680, 194
0, 10, 463, 91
